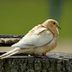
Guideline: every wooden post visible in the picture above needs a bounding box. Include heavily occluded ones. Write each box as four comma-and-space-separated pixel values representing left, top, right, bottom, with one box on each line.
0, 52, 72, 72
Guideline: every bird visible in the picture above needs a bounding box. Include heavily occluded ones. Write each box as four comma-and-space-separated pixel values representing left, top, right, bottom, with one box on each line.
0, 19, 60, 59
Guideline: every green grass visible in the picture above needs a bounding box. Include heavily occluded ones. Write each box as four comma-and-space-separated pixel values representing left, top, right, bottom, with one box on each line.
0, 0, 72, 39
0, 0, 48, 34
60, 1, 72, 39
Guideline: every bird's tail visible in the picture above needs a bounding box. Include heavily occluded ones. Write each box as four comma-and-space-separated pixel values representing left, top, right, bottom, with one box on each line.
0, 47, 20, 59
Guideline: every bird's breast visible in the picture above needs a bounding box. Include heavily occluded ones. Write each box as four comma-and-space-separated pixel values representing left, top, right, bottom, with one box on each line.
34, 37, 57, 55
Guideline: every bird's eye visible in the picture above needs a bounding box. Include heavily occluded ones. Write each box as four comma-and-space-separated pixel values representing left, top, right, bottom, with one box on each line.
53, 22, 56, 25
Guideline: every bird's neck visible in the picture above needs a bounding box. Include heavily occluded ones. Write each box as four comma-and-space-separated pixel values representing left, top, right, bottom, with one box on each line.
48, 28, 59, 37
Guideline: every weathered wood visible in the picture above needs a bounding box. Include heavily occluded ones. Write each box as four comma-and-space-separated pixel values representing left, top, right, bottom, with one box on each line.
0, 34, 23, 46
0, 52, 72, 72
0, 34, 23, 38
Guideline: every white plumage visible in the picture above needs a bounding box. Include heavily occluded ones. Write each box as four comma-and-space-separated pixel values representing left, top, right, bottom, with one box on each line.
12, 27, 53, 48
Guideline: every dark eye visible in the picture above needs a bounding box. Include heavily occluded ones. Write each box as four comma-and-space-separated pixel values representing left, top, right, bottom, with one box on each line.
53, 22, 56, 25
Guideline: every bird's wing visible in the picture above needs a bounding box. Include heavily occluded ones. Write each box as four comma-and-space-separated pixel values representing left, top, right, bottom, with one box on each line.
12, 27, 53, 48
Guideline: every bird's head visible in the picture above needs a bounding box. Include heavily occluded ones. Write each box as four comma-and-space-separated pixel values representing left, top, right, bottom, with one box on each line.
42, 19, 61, 36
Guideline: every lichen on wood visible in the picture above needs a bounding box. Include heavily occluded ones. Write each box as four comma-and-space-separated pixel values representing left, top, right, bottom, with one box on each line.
0, 34, 22, 46
0, 52, 72, 72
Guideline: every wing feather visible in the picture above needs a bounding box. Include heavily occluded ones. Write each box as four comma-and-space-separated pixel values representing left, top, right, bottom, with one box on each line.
12, 27, 53, 48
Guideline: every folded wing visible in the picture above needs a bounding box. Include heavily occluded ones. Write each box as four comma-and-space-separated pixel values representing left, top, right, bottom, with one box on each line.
12, 27, 53, 48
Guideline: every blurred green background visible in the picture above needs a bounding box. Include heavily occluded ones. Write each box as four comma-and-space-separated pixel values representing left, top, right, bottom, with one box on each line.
0, 0, 72, 39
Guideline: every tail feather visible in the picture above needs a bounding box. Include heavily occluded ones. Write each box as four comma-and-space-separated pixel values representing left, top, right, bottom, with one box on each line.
0, 47, 20, 59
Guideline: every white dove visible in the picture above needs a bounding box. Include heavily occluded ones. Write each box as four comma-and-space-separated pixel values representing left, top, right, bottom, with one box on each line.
0, 19, 60, 59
